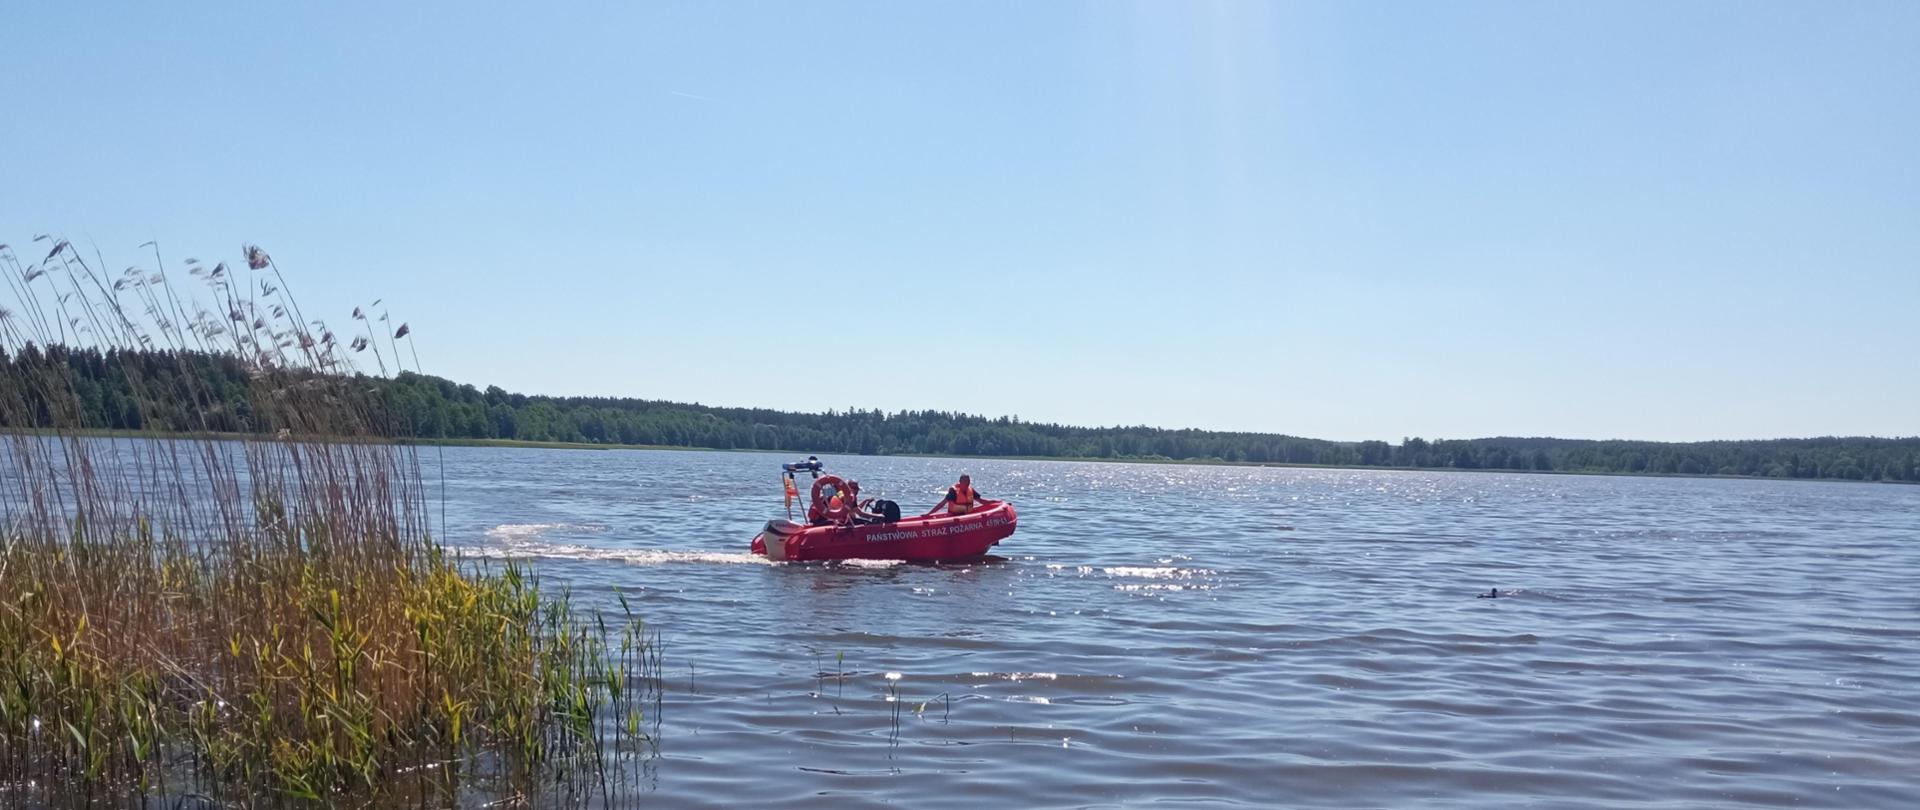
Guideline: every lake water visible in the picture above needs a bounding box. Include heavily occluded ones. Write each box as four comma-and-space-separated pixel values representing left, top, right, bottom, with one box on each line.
433, 447, 1919, 809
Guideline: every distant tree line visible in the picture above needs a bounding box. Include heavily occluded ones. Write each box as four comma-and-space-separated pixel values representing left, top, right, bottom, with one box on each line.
5, 345, 1918, 483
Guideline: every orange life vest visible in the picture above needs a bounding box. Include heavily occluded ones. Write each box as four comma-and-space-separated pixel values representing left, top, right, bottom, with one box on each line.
948, 481, 976, 515
808, 475, 846, 525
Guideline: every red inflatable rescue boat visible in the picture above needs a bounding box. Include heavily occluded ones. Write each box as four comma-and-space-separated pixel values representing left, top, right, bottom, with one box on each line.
751, 500, 1017, 563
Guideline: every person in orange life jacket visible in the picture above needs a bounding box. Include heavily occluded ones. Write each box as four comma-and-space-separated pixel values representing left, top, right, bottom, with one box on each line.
824, 479, 886, 525
826, 480, 857, 525
808, 480, 842, 525
924, 474, 990, 517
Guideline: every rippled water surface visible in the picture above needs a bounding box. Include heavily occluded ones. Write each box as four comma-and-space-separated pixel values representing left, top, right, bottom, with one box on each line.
436, 447, 1919, 808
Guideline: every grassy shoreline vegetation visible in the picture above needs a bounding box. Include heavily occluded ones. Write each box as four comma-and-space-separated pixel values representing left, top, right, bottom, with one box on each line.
0, 238, 659, 806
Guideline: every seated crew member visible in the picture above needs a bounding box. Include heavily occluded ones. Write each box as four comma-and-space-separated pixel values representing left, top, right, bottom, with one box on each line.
924, 473, 990, 517
841, 480, 889, 525
824, 492, 850, 525
808, 481, 840, 525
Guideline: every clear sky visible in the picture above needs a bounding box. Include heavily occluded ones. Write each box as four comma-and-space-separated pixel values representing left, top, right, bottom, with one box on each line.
3, 1, 1915, 442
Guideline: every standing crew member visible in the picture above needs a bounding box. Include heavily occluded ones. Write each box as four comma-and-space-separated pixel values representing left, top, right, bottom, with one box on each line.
925, 474, 989, 516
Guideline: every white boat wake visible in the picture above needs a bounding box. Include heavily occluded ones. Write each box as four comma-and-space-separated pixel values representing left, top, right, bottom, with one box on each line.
469, 525, 1200, 576
464, 523, 773, 566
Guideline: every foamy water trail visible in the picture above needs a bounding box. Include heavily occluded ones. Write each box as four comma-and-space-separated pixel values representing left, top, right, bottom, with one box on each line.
468, 524, 950, 569
467, 523, 773, 566
484, 522, 606, 544
474, 525, 1215, 576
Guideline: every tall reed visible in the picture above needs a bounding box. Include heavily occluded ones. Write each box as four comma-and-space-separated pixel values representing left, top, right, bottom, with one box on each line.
0, 237, 657, 806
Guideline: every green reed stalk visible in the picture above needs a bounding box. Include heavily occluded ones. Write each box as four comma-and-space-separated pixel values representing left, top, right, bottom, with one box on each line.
0, 237, 660, 806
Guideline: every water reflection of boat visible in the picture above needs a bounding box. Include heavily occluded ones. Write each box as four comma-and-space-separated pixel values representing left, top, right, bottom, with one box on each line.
751, 501, 1018, 562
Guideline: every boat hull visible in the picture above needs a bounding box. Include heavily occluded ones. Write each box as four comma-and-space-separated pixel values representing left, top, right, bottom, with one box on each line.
751, 501, 1016, 562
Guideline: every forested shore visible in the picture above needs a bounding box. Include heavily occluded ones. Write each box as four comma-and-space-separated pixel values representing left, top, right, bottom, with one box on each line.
8, 344, 1917, 483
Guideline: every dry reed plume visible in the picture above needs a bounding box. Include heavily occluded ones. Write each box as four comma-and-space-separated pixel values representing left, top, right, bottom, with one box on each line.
0, 236, 659, 807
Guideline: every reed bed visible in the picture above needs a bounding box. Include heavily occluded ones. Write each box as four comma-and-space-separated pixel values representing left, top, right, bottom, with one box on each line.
0, 237, 659, 806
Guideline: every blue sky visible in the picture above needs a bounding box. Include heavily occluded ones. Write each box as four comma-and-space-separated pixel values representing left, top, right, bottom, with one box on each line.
3, 1, 1915, 442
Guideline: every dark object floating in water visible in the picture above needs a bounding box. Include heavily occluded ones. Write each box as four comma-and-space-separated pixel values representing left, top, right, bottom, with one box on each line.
1477, 587, 1500, 599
